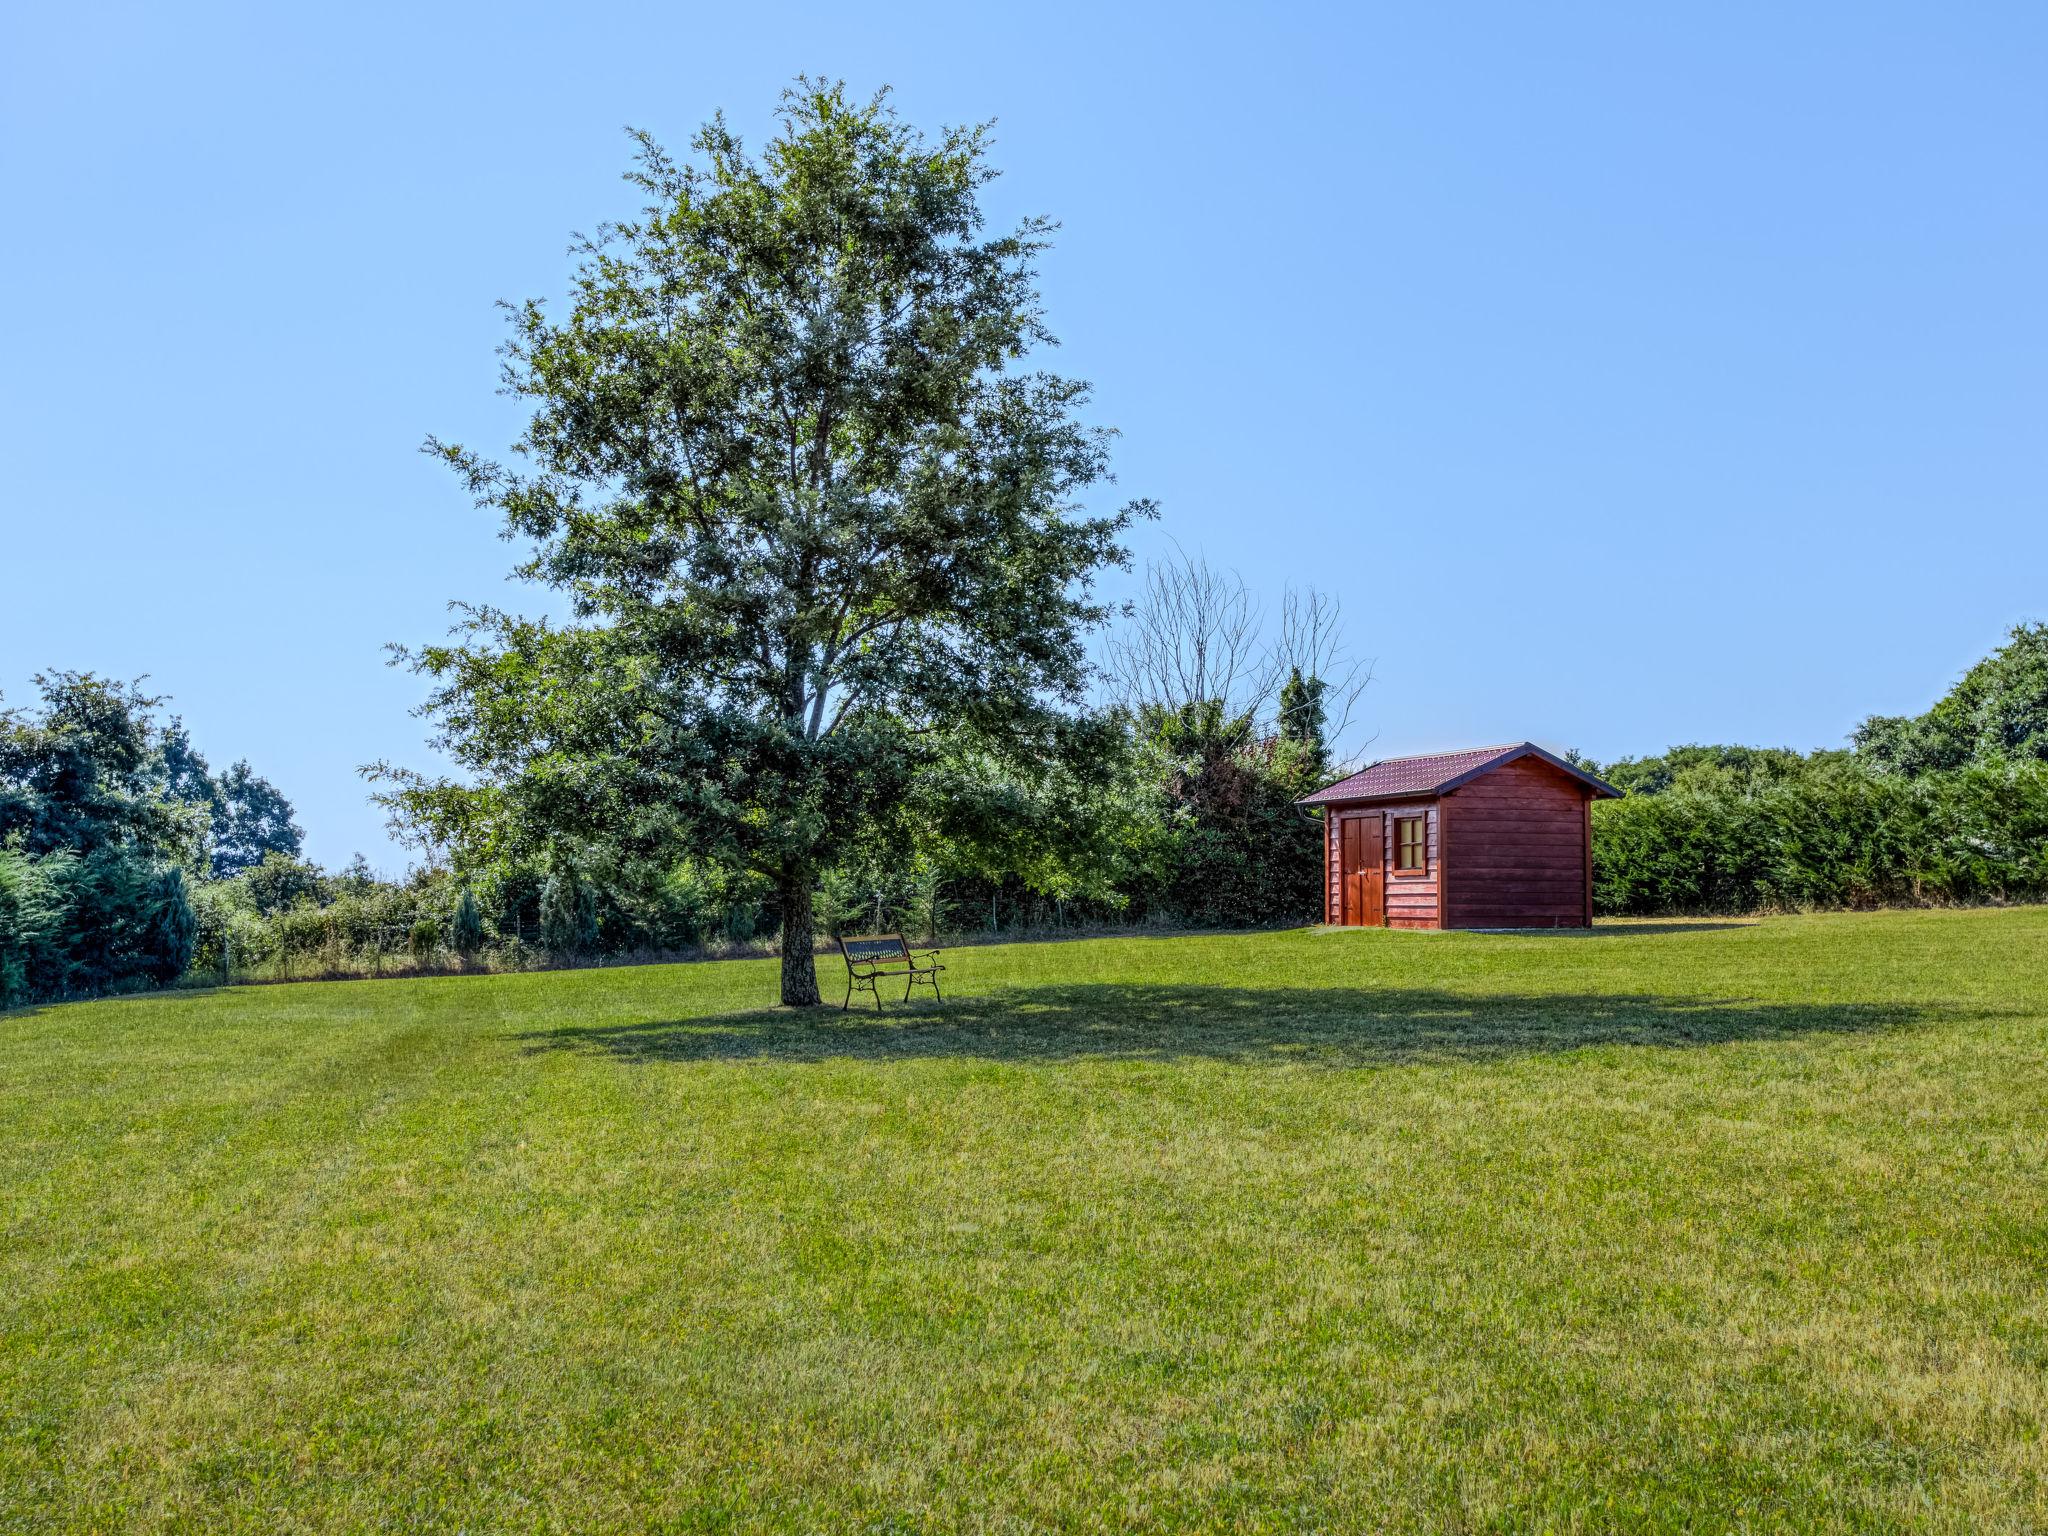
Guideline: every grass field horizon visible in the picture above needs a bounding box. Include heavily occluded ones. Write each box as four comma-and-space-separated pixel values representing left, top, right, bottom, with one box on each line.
5, 909, 2046, 1531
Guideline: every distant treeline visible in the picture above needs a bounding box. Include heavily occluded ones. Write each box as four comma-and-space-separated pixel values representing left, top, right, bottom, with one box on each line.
1585, 624, 2048, 915
1, 634, 1338, 1003
7, 624, 2045, 1006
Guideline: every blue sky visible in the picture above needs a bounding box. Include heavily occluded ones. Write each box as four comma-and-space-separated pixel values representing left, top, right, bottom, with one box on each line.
3, 2, 2043, 869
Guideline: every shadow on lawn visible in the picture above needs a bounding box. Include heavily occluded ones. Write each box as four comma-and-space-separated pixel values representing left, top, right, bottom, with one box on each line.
513, 983, 1942, 1069
1465, 921, 1757, 937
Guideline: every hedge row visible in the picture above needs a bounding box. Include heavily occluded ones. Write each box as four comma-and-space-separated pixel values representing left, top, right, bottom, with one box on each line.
1592, 760, 2048, 915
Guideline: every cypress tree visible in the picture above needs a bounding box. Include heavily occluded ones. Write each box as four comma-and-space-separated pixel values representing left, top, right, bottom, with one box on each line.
451, 886, 483, 957
1277, 667, 1330, 780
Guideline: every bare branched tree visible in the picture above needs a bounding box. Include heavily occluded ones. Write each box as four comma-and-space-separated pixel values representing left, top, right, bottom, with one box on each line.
1099, 549, 1375, 769
1099, 547, 1273, 720
1270, 586, 1375, 761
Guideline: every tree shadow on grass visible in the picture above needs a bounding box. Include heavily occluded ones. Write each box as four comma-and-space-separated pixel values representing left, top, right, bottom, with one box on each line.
1467, 921, 1758, 937
512, 983, 1949, 1069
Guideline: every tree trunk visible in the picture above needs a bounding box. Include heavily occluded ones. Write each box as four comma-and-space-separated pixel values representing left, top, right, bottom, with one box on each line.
778, 866, 822, 1007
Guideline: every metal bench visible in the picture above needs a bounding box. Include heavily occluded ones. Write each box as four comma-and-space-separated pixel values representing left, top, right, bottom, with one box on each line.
838, 934, 945, 1011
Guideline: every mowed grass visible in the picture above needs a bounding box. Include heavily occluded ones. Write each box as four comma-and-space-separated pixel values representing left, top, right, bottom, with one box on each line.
4, 911, 2047, 1533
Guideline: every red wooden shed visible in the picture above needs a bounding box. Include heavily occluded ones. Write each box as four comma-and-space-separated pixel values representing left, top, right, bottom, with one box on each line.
1297, 743, 1621, 930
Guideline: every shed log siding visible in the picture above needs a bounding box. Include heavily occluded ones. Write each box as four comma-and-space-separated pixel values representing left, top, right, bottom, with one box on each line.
1439, 757, 1589, 929
1323, 803, 1439, 928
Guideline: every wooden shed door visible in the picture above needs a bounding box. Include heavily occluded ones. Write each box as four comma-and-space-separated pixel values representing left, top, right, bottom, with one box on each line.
1340, 815, 1384, 927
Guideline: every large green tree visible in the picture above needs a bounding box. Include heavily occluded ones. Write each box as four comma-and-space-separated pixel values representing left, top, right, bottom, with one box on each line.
157, 721, 305, 876
1856, 622, 2048, 776
0, 674, 204, 1003
0, 673, 202, 862
378, 82, 1149, 1004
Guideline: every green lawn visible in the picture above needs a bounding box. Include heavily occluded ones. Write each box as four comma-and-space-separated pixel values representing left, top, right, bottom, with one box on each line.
4, 910, 2047, 1533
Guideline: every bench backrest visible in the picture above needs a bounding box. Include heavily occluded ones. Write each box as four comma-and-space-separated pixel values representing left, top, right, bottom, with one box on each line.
841, 934, 910, 967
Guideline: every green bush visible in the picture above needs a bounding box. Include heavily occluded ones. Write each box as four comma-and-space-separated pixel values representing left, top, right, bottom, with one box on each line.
1149, 704, 1322, 929
140, 867, 196, 984
0, 845, 63, 1008
1593, 759, 2048, 915
189, 879, 273, 977
241, 853, 326, 916
0, 844, 198, 1006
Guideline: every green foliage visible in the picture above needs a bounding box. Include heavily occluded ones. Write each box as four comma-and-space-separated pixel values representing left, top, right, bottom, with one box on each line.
1276, 666, 1330, 779
817, 862, 880, 939
180, 857, 493, 981
1595, 743, 1831, 798
188, 876, 271, 977
1593, 757, 2048, 914
1147, 702, 1323, 928
207, 760, 305, 876
0, 843, 194, 1005
0, 676, 207, 1003
241, 852, 327, 916
140, 866, 197, 984
0, 844, 62, 1008
374, 81, 1150, 1004
0, 672, 203, 864
1856, 622, 2048, 776
155, 722, 304, 876
638, 860, 763, 947
155, 720, 217, 810
1591, 628, 2048, 915
406, 696, 1325, 953
536, 871, 575, 953
911, 713, 1175, 917
538, 860, 598, 956
0, 674, 301, 1002
450, 887, 483, 956
901, 861, 947, 943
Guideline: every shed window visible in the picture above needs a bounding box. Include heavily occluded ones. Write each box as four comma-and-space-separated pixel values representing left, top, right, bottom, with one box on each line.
1394, 816, 1426, 871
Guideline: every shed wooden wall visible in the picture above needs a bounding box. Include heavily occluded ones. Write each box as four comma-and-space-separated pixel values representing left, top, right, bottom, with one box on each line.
1439, 756, 1591, 929
1324, 811, 1339, 923
1322, 801, 1440, 928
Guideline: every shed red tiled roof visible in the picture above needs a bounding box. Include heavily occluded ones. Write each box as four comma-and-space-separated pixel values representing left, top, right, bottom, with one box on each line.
1296, 743, 1621, 805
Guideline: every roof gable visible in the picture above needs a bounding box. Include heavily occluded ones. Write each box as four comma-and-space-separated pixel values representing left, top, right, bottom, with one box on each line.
1297, 742, 1621, 805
